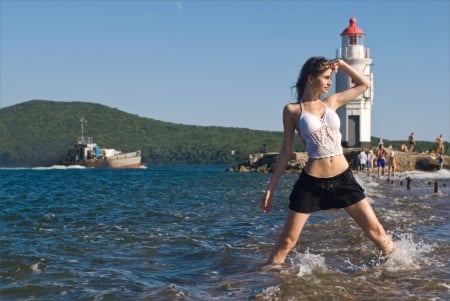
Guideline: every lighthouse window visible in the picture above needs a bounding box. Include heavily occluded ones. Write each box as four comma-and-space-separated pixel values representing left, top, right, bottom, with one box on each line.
348, 35, 364, 45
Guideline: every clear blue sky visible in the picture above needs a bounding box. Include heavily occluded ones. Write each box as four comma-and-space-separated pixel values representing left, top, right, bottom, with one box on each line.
1, 0, 449, 142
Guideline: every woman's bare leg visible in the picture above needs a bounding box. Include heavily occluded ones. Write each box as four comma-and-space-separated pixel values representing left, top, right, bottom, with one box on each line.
345, 199, 394, 255
267, 209, 310, 264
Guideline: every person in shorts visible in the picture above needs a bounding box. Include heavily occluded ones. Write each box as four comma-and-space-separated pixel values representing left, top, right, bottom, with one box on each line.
357, 149, 368, 172
260, 57, 394, 264
376, 144, 387, 177
408, 132, 416, 152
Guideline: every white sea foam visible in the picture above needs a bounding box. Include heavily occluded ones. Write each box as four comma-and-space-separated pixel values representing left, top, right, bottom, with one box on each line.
44, 212, 56, 221
384, 232, 436, 271
397, 169, 450, 180
31, 261, 42, 273
288, 249, 328, 277
33, 165, 86, 170
355, 169, 450, 187
353, 173, 385, 198
255, 285, 281, 300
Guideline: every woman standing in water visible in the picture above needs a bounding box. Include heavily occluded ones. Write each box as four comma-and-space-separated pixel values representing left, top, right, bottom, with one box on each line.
388, 151, 399, 181
260, 57, 394, 264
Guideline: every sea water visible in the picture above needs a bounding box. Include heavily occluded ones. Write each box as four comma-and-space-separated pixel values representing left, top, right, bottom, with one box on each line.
0, 165, 449, 300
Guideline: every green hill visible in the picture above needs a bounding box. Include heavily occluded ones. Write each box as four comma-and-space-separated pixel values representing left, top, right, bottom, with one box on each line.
0, 100, 447, 167
0, 100, 299, 167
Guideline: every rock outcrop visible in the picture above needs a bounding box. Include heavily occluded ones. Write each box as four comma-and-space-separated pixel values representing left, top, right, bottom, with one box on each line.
226, 152, 307, 173
226, 150, 447, 173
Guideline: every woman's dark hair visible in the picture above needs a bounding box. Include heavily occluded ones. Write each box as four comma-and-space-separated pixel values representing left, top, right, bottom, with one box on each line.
294, 56, 331, 101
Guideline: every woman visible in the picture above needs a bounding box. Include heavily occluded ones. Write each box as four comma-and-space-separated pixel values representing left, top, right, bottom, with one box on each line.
388, 151, 399, 181
260, 57, 394, 264
367, 147, 374, 175
436, 134, 445, 155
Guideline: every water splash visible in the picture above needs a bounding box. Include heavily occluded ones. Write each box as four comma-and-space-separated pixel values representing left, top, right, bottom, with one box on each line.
383, 232, 435, 271
398, 169, 450, 180
255, 285, 281, 300
288, 249, 328, 277
31, 261, 42, 273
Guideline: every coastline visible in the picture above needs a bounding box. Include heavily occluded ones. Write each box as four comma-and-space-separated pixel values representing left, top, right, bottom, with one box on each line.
227, 149, 448, 173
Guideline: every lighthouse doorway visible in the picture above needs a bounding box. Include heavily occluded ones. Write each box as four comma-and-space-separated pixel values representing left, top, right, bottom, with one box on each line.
348, 115, 360, 147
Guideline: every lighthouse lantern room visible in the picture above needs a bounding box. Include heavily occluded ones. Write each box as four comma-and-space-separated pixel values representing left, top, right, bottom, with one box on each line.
335, 16, 374, 148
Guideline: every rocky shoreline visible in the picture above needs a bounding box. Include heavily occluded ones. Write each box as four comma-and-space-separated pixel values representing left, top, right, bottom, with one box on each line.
226, 149, 448, 173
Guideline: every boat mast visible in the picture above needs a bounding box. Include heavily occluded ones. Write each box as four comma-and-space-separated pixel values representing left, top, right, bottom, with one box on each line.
80, 117, 87, 143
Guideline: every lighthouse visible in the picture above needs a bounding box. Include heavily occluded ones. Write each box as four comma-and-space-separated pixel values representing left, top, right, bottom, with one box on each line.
335, 16, 374, 148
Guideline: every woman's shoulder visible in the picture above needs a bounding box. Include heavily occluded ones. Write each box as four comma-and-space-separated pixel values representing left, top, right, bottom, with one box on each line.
282, 102, 302, 127
284, 102, 301, 114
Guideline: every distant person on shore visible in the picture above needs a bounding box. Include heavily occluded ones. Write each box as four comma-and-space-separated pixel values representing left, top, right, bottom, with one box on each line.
376, 143, 387, 177
436, 134, 445, 155
388, 151, 399, 181
357, 149, 368, 172
438, 155, 445, 169
408, 132, 416, 152
260, 57, 394, 265
261, 144, 269, 153
367, 147, 374, 175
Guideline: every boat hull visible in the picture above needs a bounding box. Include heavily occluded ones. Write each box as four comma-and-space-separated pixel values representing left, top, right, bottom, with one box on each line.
62, 151, 142, 169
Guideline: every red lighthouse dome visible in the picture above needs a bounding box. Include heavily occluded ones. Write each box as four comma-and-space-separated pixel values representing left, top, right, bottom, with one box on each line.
341, 17, 365, 36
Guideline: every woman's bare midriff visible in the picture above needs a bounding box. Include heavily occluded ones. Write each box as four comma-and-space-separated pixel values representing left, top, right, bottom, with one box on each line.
303, 154, 349, 178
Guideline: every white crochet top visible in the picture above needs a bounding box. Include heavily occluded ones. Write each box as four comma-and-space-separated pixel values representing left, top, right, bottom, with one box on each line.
297, 102, 343, 159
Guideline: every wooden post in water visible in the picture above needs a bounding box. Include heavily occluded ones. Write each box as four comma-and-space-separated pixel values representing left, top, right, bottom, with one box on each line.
434, 181, 439, 193
406, 177, 412, 190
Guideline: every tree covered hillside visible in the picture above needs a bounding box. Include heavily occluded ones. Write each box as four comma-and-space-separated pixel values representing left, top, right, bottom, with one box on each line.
0, 100, 299, 167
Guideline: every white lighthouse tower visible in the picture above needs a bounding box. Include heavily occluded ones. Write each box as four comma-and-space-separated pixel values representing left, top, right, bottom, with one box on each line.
336, 16, 374, 148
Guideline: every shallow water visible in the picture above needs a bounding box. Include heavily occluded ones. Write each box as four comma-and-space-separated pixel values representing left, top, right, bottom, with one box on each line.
0, 165, 449, 300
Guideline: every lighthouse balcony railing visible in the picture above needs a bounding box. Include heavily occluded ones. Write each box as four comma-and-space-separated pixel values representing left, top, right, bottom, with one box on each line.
77, 137, 93, 144
341, 47, 371, 59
